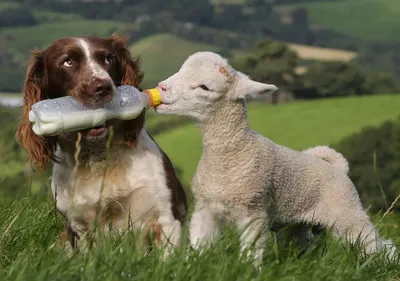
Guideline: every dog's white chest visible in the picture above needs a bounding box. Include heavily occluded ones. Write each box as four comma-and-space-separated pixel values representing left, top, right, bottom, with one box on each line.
52, 155, 131, 215
51, 131, 169, 227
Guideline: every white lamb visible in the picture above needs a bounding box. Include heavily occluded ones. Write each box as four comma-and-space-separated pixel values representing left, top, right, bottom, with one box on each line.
155, 51, 397, 264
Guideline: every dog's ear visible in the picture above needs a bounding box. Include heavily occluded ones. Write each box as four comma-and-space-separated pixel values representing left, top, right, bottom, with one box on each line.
230, 71, 278, 101
15, 50, 58, 170
109, 34, 145, 147
109, 34, 144, 87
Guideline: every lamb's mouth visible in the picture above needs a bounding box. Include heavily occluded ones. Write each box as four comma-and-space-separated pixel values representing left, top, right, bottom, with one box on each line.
160, 101, 173, 105
155, 102, 174, 112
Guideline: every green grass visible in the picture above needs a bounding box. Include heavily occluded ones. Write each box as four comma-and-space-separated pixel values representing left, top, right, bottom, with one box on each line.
1, 20, 133, 60
129, 33, 249, 87
282, 0, 400, 41
0, 194, 399, 280
130, 34, 222, 87
0, 2, 21, 11
0, 93, 21, 98
153, 94, 400, 185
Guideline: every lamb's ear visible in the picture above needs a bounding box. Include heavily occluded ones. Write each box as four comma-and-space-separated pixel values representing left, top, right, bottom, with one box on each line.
231, 72, 278, 100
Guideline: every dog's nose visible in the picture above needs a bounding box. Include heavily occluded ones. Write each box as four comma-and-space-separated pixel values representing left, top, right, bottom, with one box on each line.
158, 82, 167, 92
91, 79, 113, 96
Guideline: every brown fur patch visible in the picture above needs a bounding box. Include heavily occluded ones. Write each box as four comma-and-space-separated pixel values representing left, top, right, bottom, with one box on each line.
219, 66, 229, 77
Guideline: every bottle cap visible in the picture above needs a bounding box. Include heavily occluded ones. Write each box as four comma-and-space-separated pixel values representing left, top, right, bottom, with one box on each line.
144, 88, 162, 107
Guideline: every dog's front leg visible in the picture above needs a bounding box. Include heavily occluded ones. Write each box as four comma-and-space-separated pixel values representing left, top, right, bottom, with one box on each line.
55, 221, 91, 257
155, 214, 182, 258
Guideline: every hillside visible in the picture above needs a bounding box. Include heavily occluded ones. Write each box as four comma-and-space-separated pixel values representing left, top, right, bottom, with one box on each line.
1, 20, 131, 55
213, 0, 399, 42
130, 33, 357, 87
130, 34, 222, 87
153, 94, 400, 185
281, 0, 400, 41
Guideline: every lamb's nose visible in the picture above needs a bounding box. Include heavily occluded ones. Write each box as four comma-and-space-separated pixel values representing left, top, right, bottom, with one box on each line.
158, 83, 167, 91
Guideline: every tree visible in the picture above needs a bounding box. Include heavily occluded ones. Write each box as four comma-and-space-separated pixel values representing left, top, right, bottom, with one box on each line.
363, 71, 399, 95
290, 7, 308, 26
0, 49, 25, 92
295, 61, 399, 99
212, 4, 244, 30
247, 0, 272, 14
0, 7, 37, 27
136, 0, 215, 26
334, 119, 400, 213
171, 0, 215, 26
233, 39, 299, 101
298, 62, 365, 98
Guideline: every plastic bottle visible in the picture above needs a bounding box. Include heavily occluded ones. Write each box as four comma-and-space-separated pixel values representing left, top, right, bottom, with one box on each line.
29, 85, 161, 136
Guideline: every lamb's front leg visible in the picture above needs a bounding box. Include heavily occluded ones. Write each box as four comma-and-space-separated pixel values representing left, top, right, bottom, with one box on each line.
236, 212, 269, 267
190, 202, 220, 252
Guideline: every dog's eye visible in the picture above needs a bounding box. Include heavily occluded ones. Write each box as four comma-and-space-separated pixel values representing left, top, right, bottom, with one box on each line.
199, 85, 210, 91
63, 58, 73, 67
105, 54, 114, 65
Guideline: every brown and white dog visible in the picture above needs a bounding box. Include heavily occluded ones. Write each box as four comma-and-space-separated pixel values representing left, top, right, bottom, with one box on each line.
15, 35, 187, 253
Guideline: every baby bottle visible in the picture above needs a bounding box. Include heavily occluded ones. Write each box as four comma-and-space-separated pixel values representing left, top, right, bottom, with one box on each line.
29, 85, 161, 136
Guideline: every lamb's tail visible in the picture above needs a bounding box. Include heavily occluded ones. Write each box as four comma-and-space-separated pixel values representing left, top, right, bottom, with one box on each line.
302, 146, 349, 174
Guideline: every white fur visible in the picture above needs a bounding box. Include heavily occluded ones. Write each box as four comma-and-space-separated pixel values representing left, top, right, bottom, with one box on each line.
76, 38, 113, 82
302, 145, 349, 174
156, 51, 398, 264
52, 129, 182, 253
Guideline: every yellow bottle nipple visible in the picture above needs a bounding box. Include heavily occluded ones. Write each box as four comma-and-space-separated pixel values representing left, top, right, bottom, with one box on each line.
144, 88, 162, 107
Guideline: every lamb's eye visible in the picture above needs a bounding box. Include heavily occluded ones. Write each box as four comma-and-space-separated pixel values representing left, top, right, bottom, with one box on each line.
199, 84, 210, 91
63, 58, 73, 67
105, 54, 114, 65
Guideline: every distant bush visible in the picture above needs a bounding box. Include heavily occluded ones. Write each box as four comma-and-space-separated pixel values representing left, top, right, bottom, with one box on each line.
357, 41, 400, 86
0, 7, 37, 27
333, 118, 400, 213
232, 39, 299, 100
0, 68, 24, 93
294, 61, 399, 99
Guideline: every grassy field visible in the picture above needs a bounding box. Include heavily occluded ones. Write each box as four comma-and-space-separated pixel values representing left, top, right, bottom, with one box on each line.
283, 0, 400, 41
1, 20, 132, 55
130, 34, 222, 87
153, 94, 400, 186
287, 43, 356, 62
0, 188, 399, 280
0, 2, 20, 10
0, 93, 21, 99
